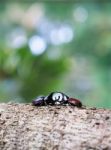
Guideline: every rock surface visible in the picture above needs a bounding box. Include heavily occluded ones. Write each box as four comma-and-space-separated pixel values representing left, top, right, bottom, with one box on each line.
0, 103, 111, 150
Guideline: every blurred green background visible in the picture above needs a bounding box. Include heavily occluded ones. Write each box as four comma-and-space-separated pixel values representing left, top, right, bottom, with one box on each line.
0, 2, 111, 108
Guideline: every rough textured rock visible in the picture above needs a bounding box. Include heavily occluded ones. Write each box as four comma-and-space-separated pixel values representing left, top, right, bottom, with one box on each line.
0, 103, 111, 150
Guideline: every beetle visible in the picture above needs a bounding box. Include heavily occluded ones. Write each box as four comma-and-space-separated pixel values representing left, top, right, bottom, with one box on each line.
32, 92, 82, 107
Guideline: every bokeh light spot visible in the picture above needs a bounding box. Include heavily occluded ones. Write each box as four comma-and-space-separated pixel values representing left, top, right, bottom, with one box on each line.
6, 28, 27, 49
50, 25, 74, 45
73, 6, 88, 23
29, 36, 47, 55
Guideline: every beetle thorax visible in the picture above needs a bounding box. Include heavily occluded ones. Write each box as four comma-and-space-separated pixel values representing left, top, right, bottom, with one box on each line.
52, 93, 63, 102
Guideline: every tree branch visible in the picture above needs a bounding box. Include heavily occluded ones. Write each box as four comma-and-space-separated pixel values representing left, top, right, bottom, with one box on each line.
0, 103, 111, 150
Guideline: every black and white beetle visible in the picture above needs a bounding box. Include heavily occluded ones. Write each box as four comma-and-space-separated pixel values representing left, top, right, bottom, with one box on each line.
32, 92, 82, 107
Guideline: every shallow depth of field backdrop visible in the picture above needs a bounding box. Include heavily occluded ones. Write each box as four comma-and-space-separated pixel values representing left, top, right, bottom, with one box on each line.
0, 2, 111, 108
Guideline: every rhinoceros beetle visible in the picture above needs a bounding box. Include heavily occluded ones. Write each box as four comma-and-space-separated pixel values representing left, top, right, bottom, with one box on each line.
32, 92, 82, 107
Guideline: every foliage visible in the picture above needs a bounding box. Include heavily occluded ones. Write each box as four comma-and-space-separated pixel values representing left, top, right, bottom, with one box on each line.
0, 2, 111, 108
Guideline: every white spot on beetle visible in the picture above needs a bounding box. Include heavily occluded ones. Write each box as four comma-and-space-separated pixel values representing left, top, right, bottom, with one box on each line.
64, 95, 68, 101
52, 93, 63, 101
55, 101, 61, 105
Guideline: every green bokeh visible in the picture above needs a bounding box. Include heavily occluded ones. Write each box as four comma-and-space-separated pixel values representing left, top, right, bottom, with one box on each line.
0, 2, 111, 108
